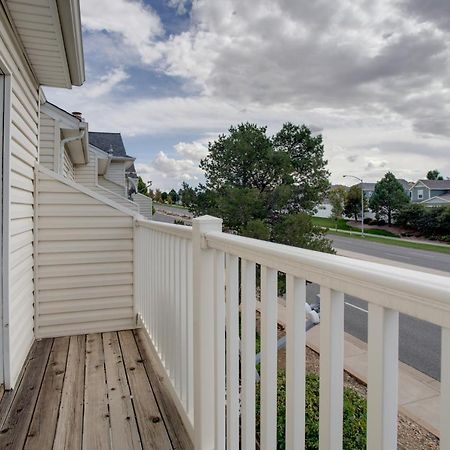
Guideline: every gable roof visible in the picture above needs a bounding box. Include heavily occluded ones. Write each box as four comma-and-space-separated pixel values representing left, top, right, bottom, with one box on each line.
88, 132, 130, 157
417, 179, 450, 190
421, 194, 450, 204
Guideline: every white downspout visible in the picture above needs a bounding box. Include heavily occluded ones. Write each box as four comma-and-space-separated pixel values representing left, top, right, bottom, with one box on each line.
59, 128, 85, 174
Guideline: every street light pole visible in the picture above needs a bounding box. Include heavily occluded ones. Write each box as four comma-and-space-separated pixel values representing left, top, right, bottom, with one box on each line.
343, 174, 365, 237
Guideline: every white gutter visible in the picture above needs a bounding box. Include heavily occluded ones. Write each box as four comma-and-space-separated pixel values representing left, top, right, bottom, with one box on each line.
59, 128, 85, 174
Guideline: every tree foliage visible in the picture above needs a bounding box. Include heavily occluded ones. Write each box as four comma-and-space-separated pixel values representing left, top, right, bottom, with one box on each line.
178, 182, 196, 207
426, 169, 444, 180
168, 189, 179, 204
137, 177, 148, 196
328, 186, 347, 228
190, 122, 333, 253
397, 204, 450, 239
369, 172, 410, 225
344, 185, 365, 222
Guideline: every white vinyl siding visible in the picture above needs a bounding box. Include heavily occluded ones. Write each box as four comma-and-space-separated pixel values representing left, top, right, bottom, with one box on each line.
39, 112, 58, 171
74, 147, 97, 187
133, 193, 153, 220
35, 166, 136, 338
98, 175, 126, 197
106, 161, 126, 186
0, 13, 40, 387
63, 148, 74, 180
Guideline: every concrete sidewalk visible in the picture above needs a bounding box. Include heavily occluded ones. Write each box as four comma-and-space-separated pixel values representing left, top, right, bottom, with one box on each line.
306, 325, 440, 437
263, 300, 440, 437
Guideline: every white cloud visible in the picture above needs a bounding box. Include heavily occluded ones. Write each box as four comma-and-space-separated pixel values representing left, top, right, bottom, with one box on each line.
174, 140, 208, 160
80, 0, 163, 64
167, 0, 190, 15
84, 68, 129, 98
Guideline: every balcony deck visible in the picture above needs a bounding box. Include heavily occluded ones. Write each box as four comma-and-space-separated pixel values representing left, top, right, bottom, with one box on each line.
0, 329, 192, 450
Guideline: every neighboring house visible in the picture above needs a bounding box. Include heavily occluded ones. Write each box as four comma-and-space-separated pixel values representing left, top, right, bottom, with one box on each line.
410, 179, 450, 206
38, 107, 153, 219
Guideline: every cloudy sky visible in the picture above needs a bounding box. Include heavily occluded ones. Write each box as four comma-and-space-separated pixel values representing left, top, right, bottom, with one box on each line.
45, 0, 450, 191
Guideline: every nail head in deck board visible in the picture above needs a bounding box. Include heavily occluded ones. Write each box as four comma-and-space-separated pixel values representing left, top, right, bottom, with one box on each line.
134, 329, 193, 450
0, 339, 53, 450
118, 330, 173, 450
25, 336, 70, 450
103, 332, 142, 450
53, 335, 86, 450
83, 333, 111, 450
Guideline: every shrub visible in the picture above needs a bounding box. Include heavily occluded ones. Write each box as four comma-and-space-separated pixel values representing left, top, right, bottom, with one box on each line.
376, 219, 386, 226
256, 371, 367, 449
363, 218, 372, 225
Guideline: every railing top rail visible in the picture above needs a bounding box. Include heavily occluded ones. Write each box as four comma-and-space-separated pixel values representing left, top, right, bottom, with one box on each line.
136, 219, 193, 240
205, 231, 450, 328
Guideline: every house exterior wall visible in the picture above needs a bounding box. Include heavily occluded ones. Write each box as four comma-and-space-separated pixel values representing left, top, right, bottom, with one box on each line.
0, 12, 40, 387
106, 161, 126, 186
35, 166, 136, 338
98, 175, 126, 197
74, 147, 97, 187
63, 148, 74, 180
39, 112, 58, 172
411, 185, 430, 202
133, 193, 153, 220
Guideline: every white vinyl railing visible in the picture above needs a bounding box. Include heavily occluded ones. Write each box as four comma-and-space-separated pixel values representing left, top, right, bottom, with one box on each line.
134, 219, 194, 434
135, 215, 450, 450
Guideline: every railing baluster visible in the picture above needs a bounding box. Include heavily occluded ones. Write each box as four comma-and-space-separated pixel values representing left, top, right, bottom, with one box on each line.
260, 266, 278, 450
226, 253, 240, 450
367, 304, 399, 450
215, 250, 226, 450
187, 240, 194, 420
319, 286, 344, 450
180, 239, 187, 406
286, 275, 306, 450
442, 327, 450, 450
241, 259, 256, 450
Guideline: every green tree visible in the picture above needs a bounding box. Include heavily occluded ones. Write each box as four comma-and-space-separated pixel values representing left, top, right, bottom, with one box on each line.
161, 191, 168, 203
137, 177, 148, 196
344, 185, 365, 222
168, 189, 179, 204
369, 172, 410, 225
192, 122, 333, 252
154, 189, 162, 202
328, 186, 347, 229
426, 170, 444, 180
178, 182, 196, 207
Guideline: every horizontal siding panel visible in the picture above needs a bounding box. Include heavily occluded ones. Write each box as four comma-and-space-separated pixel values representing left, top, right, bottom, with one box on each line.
11, 230, 33, 253
10, 171, 34, 192
38, 250, 133, 265
11, 217, 33, 236
38, 272, 133, 291
38, 216, 133, 229
38, 192, 108, 205
10, 187, 33, 205
11, 204, 33, 220
37, 284, 133, 302
10, 244, 33, 269
38, 228, 133, 242
39, 296, 133, 314
38, 203, 128, 217
38, 261, 133, 278
37, 319, 136, 339
38, 307, 133, 327
38, 236, 133, 251
11, 153, 34, 178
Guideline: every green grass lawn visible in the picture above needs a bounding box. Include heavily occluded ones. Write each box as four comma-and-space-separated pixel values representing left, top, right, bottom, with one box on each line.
312, 216, 450, 255
327, 229, 450, 255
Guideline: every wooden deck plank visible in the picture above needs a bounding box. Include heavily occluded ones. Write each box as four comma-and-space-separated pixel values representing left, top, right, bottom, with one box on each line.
118, 330, 173, 450
0, 339, 53, 450
83, 333, 111, 450
103, 332, 142, 450
134, 329, 193, 450
53, 335, 86, 450
24, 336, 70, 449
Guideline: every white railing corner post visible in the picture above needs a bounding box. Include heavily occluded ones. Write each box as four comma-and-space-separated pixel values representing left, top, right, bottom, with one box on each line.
192, 215, 223, 450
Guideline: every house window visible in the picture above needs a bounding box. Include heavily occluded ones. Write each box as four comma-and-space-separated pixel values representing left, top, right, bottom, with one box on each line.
418, 189, 424, 200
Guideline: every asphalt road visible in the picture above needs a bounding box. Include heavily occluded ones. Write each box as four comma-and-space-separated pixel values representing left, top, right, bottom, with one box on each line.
327, 234, 450, 380
329, 234, 450, 272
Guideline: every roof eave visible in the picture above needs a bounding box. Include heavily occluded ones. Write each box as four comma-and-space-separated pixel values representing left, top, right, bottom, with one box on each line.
55, 0, 85, 86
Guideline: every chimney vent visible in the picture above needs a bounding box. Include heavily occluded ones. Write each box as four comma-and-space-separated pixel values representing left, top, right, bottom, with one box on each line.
72, 111, 83, 120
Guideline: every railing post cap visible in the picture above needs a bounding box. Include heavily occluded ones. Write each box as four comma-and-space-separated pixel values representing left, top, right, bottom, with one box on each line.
193, 215, 222, 227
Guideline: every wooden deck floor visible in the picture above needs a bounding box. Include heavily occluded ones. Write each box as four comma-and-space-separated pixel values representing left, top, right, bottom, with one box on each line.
0, 329, 192, 450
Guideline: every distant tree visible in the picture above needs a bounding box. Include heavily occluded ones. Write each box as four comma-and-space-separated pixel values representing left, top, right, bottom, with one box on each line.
154, 189, 162, 202
178, 182, 196, 207
148, 188, 154, 200
161, 191, 168, 203
344, 186, 366, 222
168, 189, 179, 204
137, 177, 148, 196
369, 172, 410, 225
328, 186, 347, 229
426, 170, 444, 180
191, 122, 333, 253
